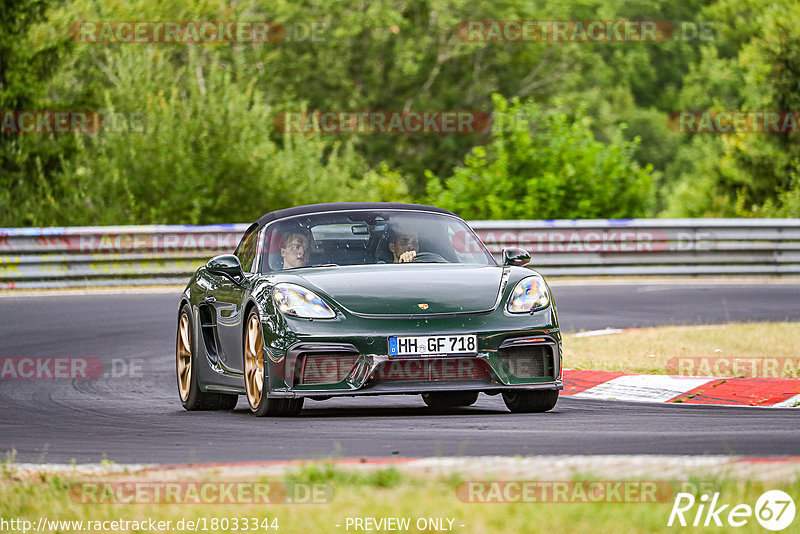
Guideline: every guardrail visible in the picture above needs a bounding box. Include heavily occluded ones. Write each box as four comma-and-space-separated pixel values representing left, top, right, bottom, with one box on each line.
473, 219, 800, 276
1, 219, 799, 288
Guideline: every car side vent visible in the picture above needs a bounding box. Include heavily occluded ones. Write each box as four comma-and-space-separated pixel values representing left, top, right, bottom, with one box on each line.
198, 305, 219, 361
499, 345, 554, 378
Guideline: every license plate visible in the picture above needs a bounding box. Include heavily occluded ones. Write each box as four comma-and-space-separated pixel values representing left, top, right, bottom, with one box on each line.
388, 334, 477, 357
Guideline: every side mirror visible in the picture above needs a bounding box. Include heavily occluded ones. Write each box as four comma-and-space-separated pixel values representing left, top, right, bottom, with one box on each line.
502, 247, 531, 267
206, 254, 245, 284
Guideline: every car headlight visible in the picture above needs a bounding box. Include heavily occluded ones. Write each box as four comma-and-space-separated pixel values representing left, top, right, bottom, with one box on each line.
273, 283, 336, 319
506, 276, 550, 313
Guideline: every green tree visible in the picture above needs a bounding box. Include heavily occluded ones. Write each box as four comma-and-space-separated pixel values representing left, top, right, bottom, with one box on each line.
0, 0, 75, 226
663, 0, 800, 217
5, 0, 796, 224
426, 95, 653, 219
48, 51, 407, 225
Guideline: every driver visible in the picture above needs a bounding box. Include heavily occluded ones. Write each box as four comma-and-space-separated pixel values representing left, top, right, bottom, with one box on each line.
388, 225, 419, 263
280, 227, 313, 269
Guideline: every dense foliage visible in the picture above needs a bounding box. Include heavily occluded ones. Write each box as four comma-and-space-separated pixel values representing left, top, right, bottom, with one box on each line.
427, 95, 653, 219
1, 0, 797, 225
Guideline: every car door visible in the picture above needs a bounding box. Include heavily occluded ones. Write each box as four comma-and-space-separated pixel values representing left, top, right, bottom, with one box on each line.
208, 225, 259, 373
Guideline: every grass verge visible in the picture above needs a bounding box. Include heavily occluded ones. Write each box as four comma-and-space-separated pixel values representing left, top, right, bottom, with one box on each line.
1, 462, 798, 533
564, 321, 800, 377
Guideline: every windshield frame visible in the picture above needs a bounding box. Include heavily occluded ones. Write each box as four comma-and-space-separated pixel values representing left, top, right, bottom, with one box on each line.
256, 208, 497, 274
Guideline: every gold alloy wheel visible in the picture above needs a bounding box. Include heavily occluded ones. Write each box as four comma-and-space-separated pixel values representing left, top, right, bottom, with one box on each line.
244, 313, 265, 410
176, 312, 192, 402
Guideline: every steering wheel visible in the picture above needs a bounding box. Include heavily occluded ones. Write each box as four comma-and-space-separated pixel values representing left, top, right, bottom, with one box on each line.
411, 252, 448, 263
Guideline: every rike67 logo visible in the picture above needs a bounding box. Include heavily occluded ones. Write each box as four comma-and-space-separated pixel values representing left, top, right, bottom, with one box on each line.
668, 490, 795, 531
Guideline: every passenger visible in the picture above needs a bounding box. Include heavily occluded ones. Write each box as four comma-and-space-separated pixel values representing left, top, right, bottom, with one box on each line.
387, 225, 419, 263
280, 228, 313, 269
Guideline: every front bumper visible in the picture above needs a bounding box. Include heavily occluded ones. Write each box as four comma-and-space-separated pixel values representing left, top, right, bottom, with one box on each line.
265, 332, 563, 399
268, 380, 563, 398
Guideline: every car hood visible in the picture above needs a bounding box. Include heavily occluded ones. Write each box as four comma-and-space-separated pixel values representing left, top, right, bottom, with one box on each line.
291, 264, 504, 316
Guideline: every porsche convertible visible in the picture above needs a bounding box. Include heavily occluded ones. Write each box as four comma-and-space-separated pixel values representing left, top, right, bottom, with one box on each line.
176, 202, 562, 416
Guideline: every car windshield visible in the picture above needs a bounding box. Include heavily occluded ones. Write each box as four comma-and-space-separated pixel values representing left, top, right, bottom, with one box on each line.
260, 209, 496, 273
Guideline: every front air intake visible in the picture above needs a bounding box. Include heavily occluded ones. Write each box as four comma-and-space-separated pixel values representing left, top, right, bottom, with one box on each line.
372, 358, 490, 382
297, 354, 359, 385
499, 344, 554, 378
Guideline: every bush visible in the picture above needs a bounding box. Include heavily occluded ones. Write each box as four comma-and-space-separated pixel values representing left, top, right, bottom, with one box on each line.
426, 95, 653, 220
48, 50, 408, 225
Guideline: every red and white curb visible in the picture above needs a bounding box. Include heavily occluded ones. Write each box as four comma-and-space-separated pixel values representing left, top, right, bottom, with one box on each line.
562, 369, 800, 407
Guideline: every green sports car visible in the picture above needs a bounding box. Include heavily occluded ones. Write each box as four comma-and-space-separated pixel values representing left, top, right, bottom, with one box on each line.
176, 202, 562, 416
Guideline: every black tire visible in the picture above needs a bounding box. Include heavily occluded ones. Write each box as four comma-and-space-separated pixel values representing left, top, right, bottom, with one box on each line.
244, 309, 304, 417
422, 391, 480, 408
176, 304, 239, 411
502, 390, 559, 413
250, 395, 305, 418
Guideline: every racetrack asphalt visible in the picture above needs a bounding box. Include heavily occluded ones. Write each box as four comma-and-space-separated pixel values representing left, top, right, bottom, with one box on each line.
1, 282, 798, 463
